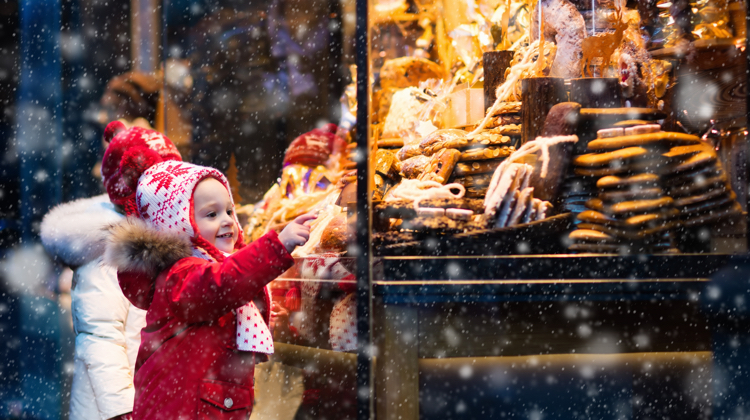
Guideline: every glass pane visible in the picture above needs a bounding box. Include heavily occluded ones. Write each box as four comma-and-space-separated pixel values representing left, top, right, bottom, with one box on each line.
368, 0, 748, 257
164, 1, 358, 418
368, 0, 750, 417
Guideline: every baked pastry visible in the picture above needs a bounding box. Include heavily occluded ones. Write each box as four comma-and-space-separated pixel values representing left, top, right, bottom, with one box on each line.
486, 114, 523, 128
587, 132, 701, 151
418, 148, 461, 184
419, 129, 468, 156
464, 131, 511, 147
400, 155, 431, 179
487, 101, 522, 116
454, 159, 505, 176
397, 143, 422, 161
459, 146, 514, 161
379, 57, 445, 91
374, 149, 400, 180
487, 124, 522, 136
319, 214, 352, 253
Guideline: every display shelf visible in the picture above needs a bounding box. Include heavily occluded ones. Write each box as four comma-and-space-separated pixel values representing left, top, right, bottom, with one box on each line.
377, 254, 742, 281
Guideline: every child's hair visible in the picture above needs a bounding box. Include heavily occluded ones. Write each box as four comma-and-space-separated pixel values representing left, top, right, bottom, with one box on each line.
101, 121, 244, 261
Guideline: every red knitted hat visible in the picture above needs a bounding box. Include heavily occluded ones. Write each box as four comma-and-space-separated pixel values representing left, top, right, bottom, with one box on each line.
283, 124, 346, 167
101, 121, 182, 213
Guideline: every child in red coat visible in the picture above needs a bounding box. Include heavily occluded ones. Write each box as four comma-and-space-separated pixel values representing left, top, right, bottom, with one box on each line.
102, 121, 312, 419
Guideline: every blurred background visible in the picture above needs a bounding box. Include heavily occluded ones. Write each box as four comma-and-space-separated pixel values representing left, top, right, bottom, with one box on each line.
0, 0, 353, 417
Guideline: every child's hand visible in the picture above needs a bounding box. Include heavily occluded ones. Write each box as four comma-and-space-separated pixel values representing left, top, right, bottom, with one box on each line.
278, 212, 317, 253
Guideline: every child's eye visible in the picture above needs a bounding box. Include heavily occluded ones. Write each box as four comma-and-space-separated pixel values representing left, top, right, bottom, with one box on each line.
206, 212, 216, 218
226, 209, 233, 216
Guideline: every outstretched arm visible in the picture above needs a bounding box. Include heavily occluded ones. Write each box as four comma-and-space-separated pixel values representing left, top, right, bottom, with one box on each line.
167, 230, 296, 323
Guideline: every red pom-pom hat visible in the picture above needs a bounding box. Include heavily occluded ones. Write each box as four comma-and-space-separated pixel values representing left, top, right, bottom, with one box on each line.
101, 121, 182, 214
283, 124, 347, 167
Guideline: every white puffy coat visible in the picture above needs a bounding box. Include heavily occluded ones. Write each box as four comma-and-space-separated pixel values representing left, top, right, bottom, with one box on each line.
41, 194, 146, 420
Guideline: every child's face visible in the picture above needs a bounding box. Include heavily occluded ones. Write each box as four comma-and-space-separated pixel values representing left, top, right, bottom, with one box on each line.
193, 177, 238, 254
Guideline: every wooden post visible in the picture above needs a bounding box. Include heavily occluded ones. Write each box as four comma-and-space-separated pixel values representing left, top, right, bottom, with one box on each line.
569, 77, 623, 108
375, 305, 420, 420
483, 51, 515, 111
521, 77, 566, 144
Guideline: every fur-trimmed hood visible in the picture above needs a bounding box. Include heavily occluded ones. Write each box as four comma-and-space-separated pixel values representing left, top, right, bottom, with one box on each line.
40, 194, 124, 267
104, 217, 193, 310
104, 217, 193, 278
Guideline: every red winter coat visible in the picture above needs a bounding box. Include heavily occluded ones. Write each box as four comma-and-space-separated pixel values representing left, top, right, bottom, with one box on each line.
106, 218, 294, 419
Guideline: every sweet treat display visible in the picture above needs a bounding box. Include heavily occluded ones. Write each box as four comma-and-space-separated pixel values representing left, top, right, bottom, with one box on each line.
567, 122, 742, 253
242, 0, 746, 261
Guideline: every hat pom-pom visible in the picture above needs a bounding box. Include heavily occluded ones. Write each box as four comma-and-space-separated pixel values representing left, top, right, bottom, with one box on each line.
105, 146, 163, 207
103, 121, 127, 144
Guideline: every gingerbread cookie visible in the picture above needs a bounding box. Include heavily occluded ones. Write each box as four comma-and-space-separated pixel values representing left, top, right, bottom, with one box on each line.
599, 187, 664, 203
587, 196, 674, 215
569, 229, 618, 243
661, 165, 724, 188
679, 193, 736, 216
596, 128, 624, 139
587, 132, 701, 151
666, 174, 727, 198
574, 147, 655, 167
682, 202, 743, 227
597, 173, 661, 190
450, 173, 494, 188
568, 243, 626, 253
400, 155, 431, 179
667, 151, 717, 174
673, 187, 728, 207
624, 124, 660, 136
574, 158, 666, 177
420, 129, 468, 156
577, 221, 677, 240
454, 159, 505, 176
662, 143, 711, 159
488, 124, 522, 136
488, 101, 522, 115
465, 132, 511, 147
459, 146, 515, 161
418, 148, 461, 184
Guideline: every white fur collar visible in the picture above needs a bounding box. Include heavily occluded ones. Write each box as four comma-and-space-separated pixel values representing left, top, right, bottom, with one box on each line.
40, 194, 123, 267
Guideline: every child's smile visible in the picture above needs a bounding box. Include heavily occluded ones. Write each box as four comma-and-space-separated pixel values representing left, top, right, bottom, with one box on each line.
193, 177, 239, 254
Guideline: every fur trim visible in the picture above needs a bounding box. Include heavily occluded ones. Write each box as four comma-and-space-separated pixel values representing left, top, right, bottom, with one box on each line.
104, 217, 192, 277
40, 195, 123, 267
